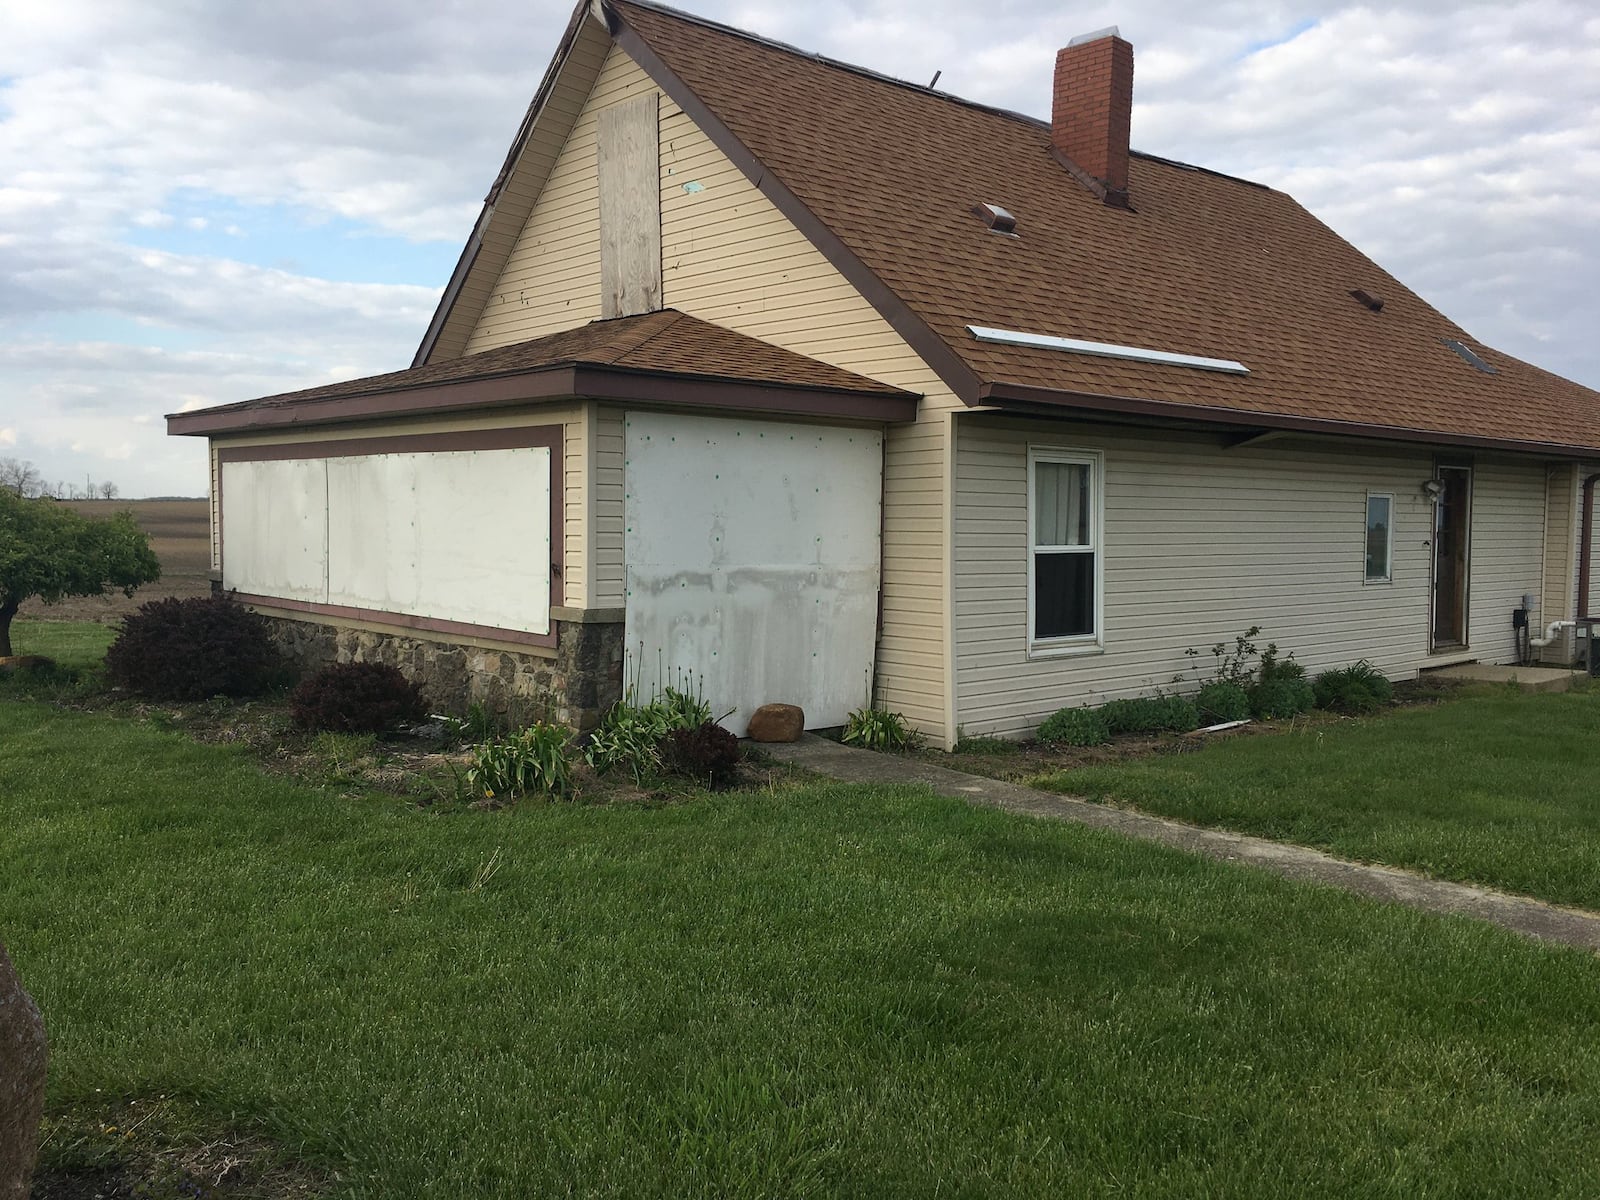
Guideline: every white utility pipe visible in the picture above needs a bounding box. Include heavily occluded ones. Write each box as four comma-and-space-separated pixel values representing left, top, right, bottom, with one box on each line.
1529, 619, 1576, 648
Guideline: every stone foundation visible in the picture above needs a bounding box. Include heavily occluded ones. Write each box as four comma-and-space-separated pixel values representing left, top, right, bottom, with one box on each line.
267, 614, 625, 732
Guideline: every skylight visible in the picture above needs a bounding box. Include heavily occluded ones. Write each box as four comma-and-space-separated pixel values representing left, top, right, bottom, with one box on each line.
1442, 338, 1496, 375
967, 326, 1250, 375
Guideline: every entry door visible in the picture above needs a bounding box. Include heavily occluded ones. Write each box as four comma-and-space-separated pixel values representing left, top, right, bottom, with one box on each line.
1431, 465, 1472, 650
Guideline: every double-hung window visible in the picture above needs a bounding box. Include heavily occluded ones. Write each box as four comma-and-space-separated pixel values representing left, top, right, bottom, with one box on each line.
1029, 448, 1103, 651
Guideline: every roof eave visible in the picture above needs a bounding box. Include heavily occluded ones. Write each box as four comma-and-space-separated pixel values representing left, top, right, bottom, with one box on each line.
979, 381, 1600, 459
168, 366, 917, 438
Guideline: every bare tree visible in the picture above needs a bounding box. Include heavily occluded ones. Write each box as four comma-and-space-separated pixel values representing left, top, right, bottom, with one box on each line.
97, 480, 119, 500
0, 458, 43, 498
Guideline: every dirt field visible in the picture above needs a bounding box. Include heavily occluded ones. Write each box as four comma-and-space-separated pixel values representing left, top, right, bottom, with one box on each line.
18, 499, 213, 624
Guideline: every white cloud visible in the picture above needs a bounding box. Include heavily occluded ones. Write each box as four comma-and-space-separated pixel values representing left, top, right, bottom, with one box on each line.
0, 0, 1595, 497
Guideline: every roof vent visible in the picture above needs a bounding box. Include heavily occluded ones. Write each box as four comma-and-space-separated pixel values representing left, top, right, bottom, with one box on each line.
1350, 288, 1384, 312
1443, 338, 1496, 374
973, 203, 1018, 235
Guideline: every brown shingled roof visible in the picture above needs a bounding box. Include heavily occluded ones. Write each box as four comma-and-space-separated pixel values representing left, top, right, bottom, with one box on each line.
169, 310, 917, 436
610, 0, 1600, 454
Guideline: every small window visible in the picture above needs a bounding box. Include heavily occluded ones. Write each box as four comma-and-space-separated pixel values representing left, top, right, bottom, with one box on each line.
1029, 448, 1103, 648
1365, 493, 1393, 582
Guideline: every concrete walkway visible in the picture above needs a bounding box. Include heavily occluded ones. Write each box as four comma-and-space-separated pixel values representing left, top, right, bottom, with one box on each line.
763, 734, 1600, 952
1428, 662, 1582, 692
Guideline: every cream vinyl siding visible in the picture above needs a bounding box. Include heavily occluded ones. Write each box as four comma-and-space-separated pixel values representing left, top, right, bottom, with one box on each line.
209, 403, 589, 607
954, 415, 1552, 739
461, 45, 957, 741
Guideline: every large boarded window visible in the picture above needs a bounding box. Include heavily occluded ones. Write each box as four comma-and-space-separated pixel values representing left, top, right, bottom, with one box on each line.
1029, 448, 1102, 649
219, 429, 558, 642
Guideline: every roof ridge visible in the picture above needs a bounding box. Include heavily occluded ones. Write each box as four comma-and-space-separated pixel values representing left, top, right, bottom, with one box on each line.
591, 308, 684, 364
609, 0, 1270, 192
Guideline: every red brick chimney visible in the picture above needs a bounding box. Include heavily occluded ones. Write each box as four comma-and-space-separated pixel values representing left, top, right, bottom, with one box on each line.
1052, 26, 1134, 207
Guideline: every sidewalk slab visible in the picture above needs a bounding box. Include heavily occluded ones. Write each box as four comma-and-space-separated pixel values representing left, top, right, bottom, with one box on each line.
762, 734, 1600, 952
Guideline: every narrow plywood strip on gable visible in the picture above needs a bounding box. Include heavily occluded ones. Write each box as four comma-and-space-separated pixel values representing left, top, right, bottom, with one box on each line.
598, 92, 662, 317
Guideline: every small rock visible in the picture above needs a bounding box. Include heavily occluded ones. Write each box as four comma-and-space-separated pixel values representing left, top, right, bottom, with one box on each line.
747, 703, 805, 743
0, 941, 48, 1200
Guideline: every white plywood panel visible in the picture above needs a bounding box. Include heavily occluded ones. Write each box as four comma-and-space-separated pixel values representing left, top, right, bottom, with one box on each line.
221, 458, 328, 601
624, 412, 882, 735
325, 447, 552, 635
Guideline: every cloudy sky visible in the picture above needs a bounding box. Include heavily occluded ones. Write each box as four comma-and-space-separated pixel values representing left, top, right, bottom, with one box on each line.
1, 0, 1596, 497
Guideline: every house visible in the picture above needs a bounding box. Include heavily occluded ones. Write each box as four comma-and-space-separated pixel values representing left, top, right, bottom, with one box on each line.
167, 0, 1600, 746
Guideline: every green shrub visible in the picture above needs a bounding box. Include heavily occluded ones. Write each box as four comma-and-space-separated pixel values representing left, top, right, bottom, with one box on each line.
1314, 661, 1394, 714
656, 685, 712, 730
1195, 680, 1251, 724
952, 733, 1015, 755
841, 707, 921, 752
1100, 696, 1199, 735
1250, 676, 1316, 720
584, 702, 670, 783
1036, 706, 1110, 747
470, 723, 573, 800
661, 721, 742, 788
105, 593, 282, 700
289, 662, 428, 733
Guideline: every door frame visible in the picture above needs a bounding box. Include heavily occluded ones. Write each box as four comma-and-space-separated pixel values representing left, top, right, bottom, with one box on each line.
1429, 459, 1474, 653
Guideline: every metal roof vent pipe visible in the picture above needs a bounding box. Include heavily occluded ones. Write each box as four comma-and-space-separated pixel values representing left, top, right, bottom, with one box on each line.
1052, 26, 1134, 208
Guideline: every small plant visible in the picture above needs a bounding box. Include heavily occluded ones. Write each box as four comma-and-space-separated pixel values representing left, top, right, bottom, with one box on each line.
661, 721, 742, 788
1036, 706, 1109, 747
841, 707, 921, 752
289, 662, 428, 733
584, 701, 670, 783
1249, 675, 1316, 719
469, 723, 573, 800
657, 685, 712, 730
1099, 696, 1199, 735
105, 593, 283, 700
1314, 660, 1394, 714
1195, 680, 1251, 724
952, 732, 1015, 755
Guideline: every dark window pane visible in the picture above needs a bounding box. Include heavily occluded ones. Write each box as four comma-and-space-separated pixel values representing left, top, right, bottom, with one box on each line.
1035, 552, 1094, 638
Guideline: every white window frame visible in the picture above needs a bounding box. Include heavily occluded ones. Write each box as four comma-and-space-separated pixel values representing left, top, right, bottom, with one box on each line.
1365, 491, 1394, 584
1027, 446, 1105, 657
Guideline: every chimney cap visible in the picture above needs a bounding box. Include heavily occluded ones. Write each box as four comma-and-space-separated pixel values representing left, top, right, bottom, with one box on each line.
1067, 25, 1122, 47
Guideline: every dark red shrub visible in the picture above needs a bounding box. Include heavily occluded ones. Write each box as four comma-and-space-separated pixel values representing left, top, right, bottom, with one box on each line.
661, 721, 742, 788
289, 662, 429, 733
105, 593, 282, 700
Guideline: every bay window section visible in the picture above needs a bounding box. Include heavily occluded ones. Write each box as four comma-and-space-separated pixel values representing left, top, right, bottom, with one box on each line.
1029, 448, 1103, 649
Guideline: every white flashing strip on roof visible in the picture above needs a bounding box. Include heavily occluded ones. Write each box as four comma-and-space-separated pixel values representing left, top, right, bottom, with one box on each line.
967, 325, 1251, 375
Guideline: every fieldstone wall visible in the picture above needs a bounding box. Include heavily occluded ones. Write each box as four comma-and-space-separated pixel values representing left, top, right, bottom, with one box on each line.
267, 616, 625, 732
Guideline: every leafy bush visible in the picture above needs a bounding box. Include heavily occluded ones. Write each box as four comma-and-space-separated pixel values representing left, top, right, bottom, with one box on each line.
105, 593, 282, 700
289, 662, 428, 733
583, 685, 723, 784
1257, 647, 1307, 686
656, 686, 712, 730
661, 721, 742, 788
1036, 706, 1109, 747
842, 707, 921, 752
1314, 660, 1394, 714
470, 723, 573, 800
952, 733, 1015, 755
1249, 676, 1316, 719
1195, 680, 1251, 724
1100, 696, 1199, 736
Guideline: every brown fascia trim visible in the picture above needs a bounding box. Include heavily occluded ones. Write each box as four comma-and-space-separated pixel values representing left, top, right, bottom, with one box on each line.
608, 11, 985, 406
412, 0, 595, 367
168, 365, 918, 436
1580, 472, 1600, 619
980, 381, 1600, 460
217, 425, 564, 647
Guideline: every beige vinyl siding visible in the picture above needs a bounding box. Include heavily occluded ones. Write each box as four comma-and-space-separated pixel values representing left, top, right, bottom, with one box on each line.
460, 45, 958, 739
592, 405, 626, 608
209, 403, 589, 608
953, 415, 1552, 739
1536, 464, 1578, 662
1465, 459, 1547, 664
209, 443, 221, 572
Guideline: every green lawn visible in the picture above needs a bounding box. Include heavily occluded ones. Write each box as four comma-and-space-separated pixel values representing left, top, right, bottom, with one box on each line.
1035, 688, 1600, 910
8, 618, 115, 669
6, 700, 1600, 1196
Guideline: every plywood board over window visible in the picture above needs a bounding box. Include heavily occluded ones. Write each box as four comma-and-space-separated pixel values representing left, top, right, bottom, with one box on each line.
217, 428, 562, 647
597, 92, 662, 318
